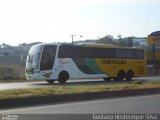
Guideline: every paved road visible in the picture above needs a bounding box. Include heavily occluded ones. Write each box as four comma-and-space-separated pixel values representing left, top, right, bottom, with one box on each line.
0, 94, 160, 114
135, 76, 160, 81
0, 76, 159, 90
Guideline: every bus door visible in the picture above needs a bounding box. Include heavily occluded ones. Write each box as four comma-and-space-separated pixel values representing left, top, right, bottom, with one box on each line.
40, 45, 57, 71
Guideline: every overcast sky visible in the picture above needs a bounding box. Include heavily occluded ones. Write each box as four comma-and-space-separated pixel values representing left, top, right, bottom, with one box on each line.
0, 0, 160, 46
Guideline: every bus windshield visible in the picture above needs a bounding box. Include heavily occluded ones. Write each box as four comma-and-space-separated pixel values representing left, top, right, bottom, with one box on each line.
25, 45, 43, 75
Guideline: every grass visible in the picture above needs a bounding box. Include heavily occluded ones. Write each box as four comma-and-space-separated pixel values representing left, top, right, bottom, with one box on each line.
132, 80, 143, 84
0, 81, 160, 99
0, 79, 41, 83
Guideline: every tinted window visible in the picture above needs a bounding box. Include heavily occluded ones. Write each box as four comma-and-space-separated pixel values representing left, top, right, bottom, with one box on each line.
117, 49, 144, 59
58, 46, 116, 58
116, 49, 126, 59
58, 45, 144, 59
135, 50, 144, 59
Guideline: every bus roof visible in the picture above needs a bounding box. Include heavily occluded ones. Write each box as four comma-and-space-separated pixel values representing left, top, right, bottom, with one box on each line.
33, 43, 145, 50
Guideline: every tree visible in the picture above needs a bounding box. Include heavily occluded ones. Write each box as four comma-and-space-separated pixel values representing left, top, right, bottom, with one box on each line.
96, 35, 115, 45
117, 34, 122, 39
126, 37, 133, 47
116, 39, 126, 46
116, 37, 133, 47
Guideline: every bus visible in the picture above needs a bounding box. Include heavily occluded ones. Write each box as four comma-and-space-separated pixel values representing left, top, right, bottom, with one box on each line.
25, 43, 147, 83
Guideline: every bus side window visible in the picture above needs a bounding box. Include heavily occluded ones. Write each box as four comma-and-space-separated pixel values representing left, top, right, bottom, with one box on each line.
116, 49, 126, 59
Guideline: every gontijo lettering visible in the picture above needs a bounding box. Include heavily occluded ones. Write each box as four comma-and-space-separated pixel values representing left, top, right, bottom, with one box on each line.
101, 60, 127, 64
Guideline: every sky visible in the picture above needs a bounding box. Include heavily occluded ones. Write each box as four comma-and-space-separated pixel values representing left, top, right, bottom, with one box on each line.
0, 0, 160, 46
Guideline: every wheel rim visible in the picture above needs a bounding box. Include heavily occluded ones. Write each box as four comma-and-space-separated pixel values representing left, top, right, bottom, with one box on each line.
117, 71, 125, 81
126, 71, 134, 80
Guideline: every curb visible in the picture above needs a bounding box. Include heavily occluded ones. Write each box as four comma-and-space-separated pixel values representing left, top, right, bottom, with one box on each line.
0, 87, 160, 109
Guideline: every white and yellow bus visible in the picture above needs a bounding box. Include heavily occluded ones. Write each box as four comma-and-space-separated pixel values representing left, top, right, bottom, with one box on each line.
25, 43, 147, 83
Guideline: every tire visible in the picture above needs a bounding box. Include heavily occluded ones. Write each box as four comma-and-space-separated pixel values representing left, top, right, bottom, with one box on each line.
46, 80, 55, 84
116, 70, 126, 81
126, 70, 134, 81
58, 71, 69, 84
103, 77, 111, 81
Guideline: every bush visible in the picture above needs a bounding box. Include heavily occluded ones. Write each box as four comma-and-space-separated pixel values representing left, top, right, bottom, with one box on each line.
0, 64, 25, 80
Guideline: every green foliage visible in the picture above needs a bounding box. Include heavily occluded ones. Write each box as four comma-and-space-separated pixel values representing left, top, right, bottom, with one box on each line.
96, 34, 134, 47
115, 37, 133, 47
96, 35, 115, 45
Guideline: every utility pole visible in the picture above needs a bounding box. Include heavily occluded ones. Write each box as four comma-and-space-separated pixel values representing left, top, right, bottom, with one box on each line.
71, 35, 76, 45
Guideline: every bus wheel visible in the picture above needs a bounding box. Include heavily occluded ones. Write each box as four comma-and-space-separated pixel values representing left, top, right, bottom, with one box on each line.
46, 80, 55, 84
126, 70, 134, 81
58, 71, 69, 84
103, 77, 111, 81
116, 70, 125, 81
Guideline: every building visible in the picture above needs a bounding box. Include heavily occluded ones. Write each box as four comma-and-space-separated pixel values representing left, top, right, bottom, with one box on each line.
0, 42, 42, 65
132, 37, 148, 47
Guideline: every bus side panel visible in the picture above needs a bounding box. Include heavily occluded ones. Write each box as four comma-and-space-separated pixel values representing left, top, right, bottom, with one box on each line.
57, 58, 107, 79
